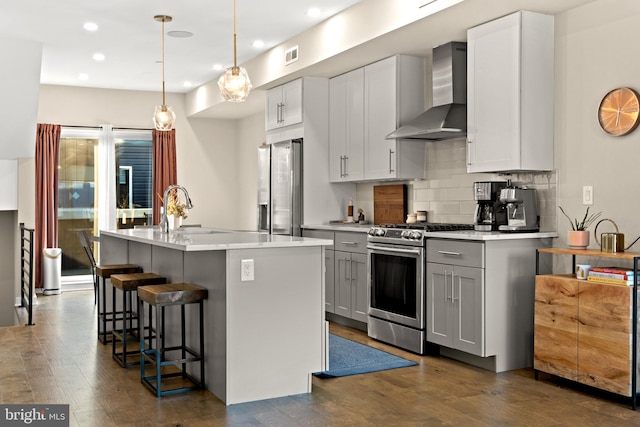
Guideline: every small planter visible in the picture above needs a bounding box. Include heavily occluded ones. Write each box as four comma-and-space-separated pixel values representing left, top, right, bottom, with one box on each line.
568, 230, 589, 249
167, 214, 183, 231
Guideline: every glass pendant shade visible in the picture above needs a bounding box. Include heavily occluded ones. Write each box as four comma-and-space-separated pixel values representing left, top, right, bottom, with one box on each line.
153, 105, 176, 131
218, 66, 252, 102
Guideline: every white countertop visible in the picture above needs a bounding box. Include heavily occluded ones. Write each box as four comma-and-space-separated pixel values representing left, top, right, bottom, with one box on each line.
303, 224, 557, 240
302, 224, 372, 233
100, 228, 333, 252
426, 230, 558, 241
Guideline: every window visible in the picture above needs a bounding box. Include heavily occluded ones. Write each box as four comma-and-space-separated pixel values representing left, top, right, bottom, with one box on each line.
58, 127, 152, 278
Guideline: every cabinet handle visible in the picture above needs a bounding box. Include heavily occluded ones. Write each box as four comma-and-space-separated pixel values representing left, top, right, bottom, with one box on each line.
350, 259, 356, 283
339, 155, 344, 177
466, 138, 472, 166
451, 273, 458, 303
344, 155, 349, 177
388, 149, 395, 173
341, 241, 358, 246
438, 250, 462, 256
445, 270, 451, 301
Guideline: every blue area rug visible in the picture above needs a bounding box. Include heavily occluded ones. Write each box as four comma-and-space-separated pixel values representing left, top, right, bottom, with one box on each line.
313, 333, 417, 378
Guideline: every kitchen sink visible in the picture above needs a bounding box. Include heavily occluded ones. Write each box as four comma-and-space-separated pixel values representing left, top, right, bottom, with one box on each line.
173, 228, 227, 234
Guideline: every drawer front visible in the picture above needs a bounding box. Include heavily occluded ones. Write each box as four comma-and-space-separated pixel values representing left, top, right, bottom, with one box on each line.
302, 229, 334, 249
426, 239, 483, 268
334, 231, 368, 254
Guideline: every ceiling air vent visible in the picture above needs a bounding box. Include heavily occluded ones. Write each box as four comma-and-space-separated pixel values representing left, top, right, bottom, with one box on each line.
285, 46, 299, 66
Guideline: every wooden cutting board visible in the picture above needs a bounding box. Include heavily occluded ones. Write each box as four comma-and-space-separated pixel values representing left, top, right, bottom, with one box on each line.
373, 184, 407, 225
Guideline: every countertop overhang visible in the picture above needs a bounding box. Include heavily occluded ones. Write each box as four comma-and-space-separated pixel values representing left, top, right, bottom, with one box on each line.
100, 228, 333, 251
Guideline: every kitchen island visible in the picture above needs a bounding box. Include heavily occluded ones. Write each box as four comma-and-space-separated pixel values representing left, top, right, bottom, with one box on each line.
99, 227, 332, 405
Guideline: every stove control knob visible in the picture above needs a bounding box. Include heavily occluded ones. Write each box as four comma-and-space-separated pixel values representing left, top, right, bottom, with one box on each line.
375, 228, 386, 237
368, 228, 376, 236
410, 231, 423, 240
401, 230, 410, 239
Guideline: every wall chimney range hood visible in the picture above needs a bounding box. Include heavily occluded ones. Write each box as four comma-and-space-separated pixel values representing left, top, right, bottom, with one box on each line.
386, 41, 467, 141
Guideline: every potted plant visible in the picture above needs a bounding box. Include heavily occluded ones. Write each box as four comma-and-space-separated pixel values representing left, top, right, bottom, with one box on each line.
558, 206, 602, 249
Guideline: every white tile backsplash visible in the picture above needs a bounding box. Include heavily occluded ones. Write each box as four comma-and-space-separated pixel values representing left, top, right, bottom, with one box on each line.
355, 139, 557, 229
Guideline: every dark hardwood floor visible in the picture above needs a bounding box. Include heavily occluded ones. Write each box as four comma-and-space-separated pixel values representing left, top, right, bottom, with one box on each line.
2, 290, 640, 426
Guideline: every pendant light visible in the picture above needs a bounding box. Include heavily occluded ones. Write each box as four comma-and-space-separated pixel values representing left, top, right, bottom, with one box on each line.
218, 0, 252, 102
153, 15, 176, 130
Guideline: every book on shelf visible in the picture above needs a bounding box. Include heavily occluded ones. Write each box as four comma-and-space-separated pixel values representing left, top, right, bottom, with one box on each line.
590, 266, 634, 275
586, 275, 635, 286
588, 270, 634, 280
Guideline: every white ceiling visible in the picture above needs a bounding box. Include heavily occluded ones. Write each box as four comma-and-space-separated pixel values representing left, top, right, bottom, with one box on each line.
0, 0, 360, 94
0, 0, 599, 119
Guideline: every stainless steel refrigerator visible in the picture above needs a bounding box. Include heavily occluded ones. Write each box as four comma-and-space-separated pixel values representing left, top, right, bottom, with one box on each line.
257, 139, 302, 236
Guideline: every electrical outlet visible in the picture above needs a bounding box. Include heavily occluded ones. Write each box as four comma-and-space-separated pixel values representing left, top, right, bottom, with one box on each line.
241, 259, 254, 282
583, 186, 593, 205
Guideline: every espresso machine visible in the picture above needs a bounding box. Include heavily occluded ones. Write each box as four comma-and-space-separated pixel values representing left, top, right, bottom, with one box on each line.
473, 181, 508, 231
498, 186, 539, 232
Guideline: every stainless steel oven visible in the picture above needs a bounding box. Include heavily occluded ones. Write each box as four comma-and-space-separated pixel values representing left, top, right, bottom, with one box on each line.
367, 223, 473, 354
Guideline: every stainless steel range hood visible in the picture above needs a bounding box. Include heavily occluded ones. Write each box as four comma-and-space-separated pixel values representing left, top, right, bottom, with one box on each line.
386, 41, 467, 140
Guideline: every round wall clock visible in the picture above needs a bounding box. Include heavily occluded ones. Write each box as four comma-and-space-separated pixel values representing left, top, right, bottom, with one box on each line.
598, 87, 640, 136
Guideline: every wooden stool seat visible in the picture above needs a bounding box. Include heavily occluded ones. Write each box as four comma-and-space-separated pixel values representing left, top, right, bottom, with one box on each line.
111, 273, 167, 291
111, 273, 166, 368
138, 283, 208, 397
95, 264, 142, 278
137, 283, 208, 306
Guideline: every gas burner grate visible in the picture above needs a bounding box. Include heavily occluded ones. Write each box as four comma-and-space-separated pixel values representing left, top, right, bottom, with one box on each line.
378, 222, 474, 232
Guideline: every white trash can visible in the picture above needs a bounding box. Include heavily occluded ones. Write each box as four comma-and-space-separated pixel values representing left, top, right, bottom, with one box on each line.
43, 248, 62, 295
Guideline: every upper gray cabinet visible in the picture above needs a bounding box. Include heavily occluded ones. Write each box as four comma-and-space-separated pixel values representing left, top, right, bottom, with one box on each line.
467, 11, 554, 173
329, 55, 427, 182
329, 68, 365, 182
266, 78, 303, 130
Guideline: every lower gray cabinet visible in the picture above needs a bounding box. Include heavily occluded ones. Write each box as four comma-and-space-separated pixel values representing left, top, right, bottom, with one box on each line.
335, 251, 367, 322
427, 262, 483, 356
303, 228, 368, 322
426, 239, 484, 357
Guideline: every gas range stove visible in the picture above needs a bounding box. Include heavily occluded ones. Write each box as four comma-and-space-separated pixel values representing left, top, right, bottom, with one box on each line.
367, 222, 474, 246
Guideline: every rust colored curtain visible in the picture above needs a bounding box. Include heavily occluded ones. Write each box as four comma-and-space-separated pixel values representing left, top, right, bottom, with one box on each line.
35, 123, 61, 288
152, 129, 177, 225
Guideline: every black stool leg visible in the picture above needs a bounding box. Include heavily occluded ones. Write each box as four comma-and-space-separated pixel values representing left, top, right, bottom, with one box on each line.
200, 300, 205, 388
155, 301, 162, 398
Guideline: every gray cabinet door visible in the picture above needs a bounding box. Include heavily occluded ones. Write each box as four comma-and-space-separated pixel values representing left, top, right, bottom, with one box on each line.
351, 252, 368, 323
427, 262, 453, 347
325, 250, 335, 313
335, 251, 352, 318
453, 265, 484, 356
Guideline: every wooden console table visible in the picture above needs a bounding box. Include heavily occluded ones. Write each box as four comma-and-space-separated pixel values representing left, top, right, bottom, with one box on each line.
535, 248, 640, 409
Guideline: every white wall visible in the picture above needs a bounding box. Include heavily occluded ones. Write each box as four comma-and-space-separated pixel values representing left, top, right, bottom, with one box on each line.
236, 113, 268, 231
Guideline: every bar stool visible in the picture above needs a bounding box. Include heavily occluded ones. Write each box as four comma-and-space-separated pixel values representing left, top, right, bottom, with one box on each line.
76, 229, 142, 344
110, 272, 166, 368
137, 283, 208, 397
95, 265, 142, 344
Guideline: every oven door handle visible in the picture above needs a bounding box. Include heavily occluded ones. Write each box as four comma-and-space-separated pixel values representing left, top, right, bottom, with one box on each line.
367, 245, 422, 256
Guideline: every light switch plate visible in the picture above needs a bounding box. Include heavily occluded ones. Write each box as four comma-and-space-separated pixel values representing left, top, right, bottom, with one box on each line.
583, 186, 593, 205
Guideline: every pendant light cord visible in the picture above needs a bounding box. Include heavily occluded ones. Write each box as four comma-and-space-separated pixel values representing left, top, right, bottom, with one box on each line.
233, 0, 238, 71
161, 17, 166, 106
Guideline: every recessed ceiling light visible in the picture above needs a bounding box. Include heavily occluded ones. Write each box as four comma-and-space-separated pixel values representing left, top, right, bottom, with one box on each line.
307, 8, 321, 18
252, 40, 265, 48
79, 73, 89, 81
168, 30, 194, 38
92, 53, 105, 61
83, 22, 99, 31
183, 81, 193, 88
212, 64, 223, 71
